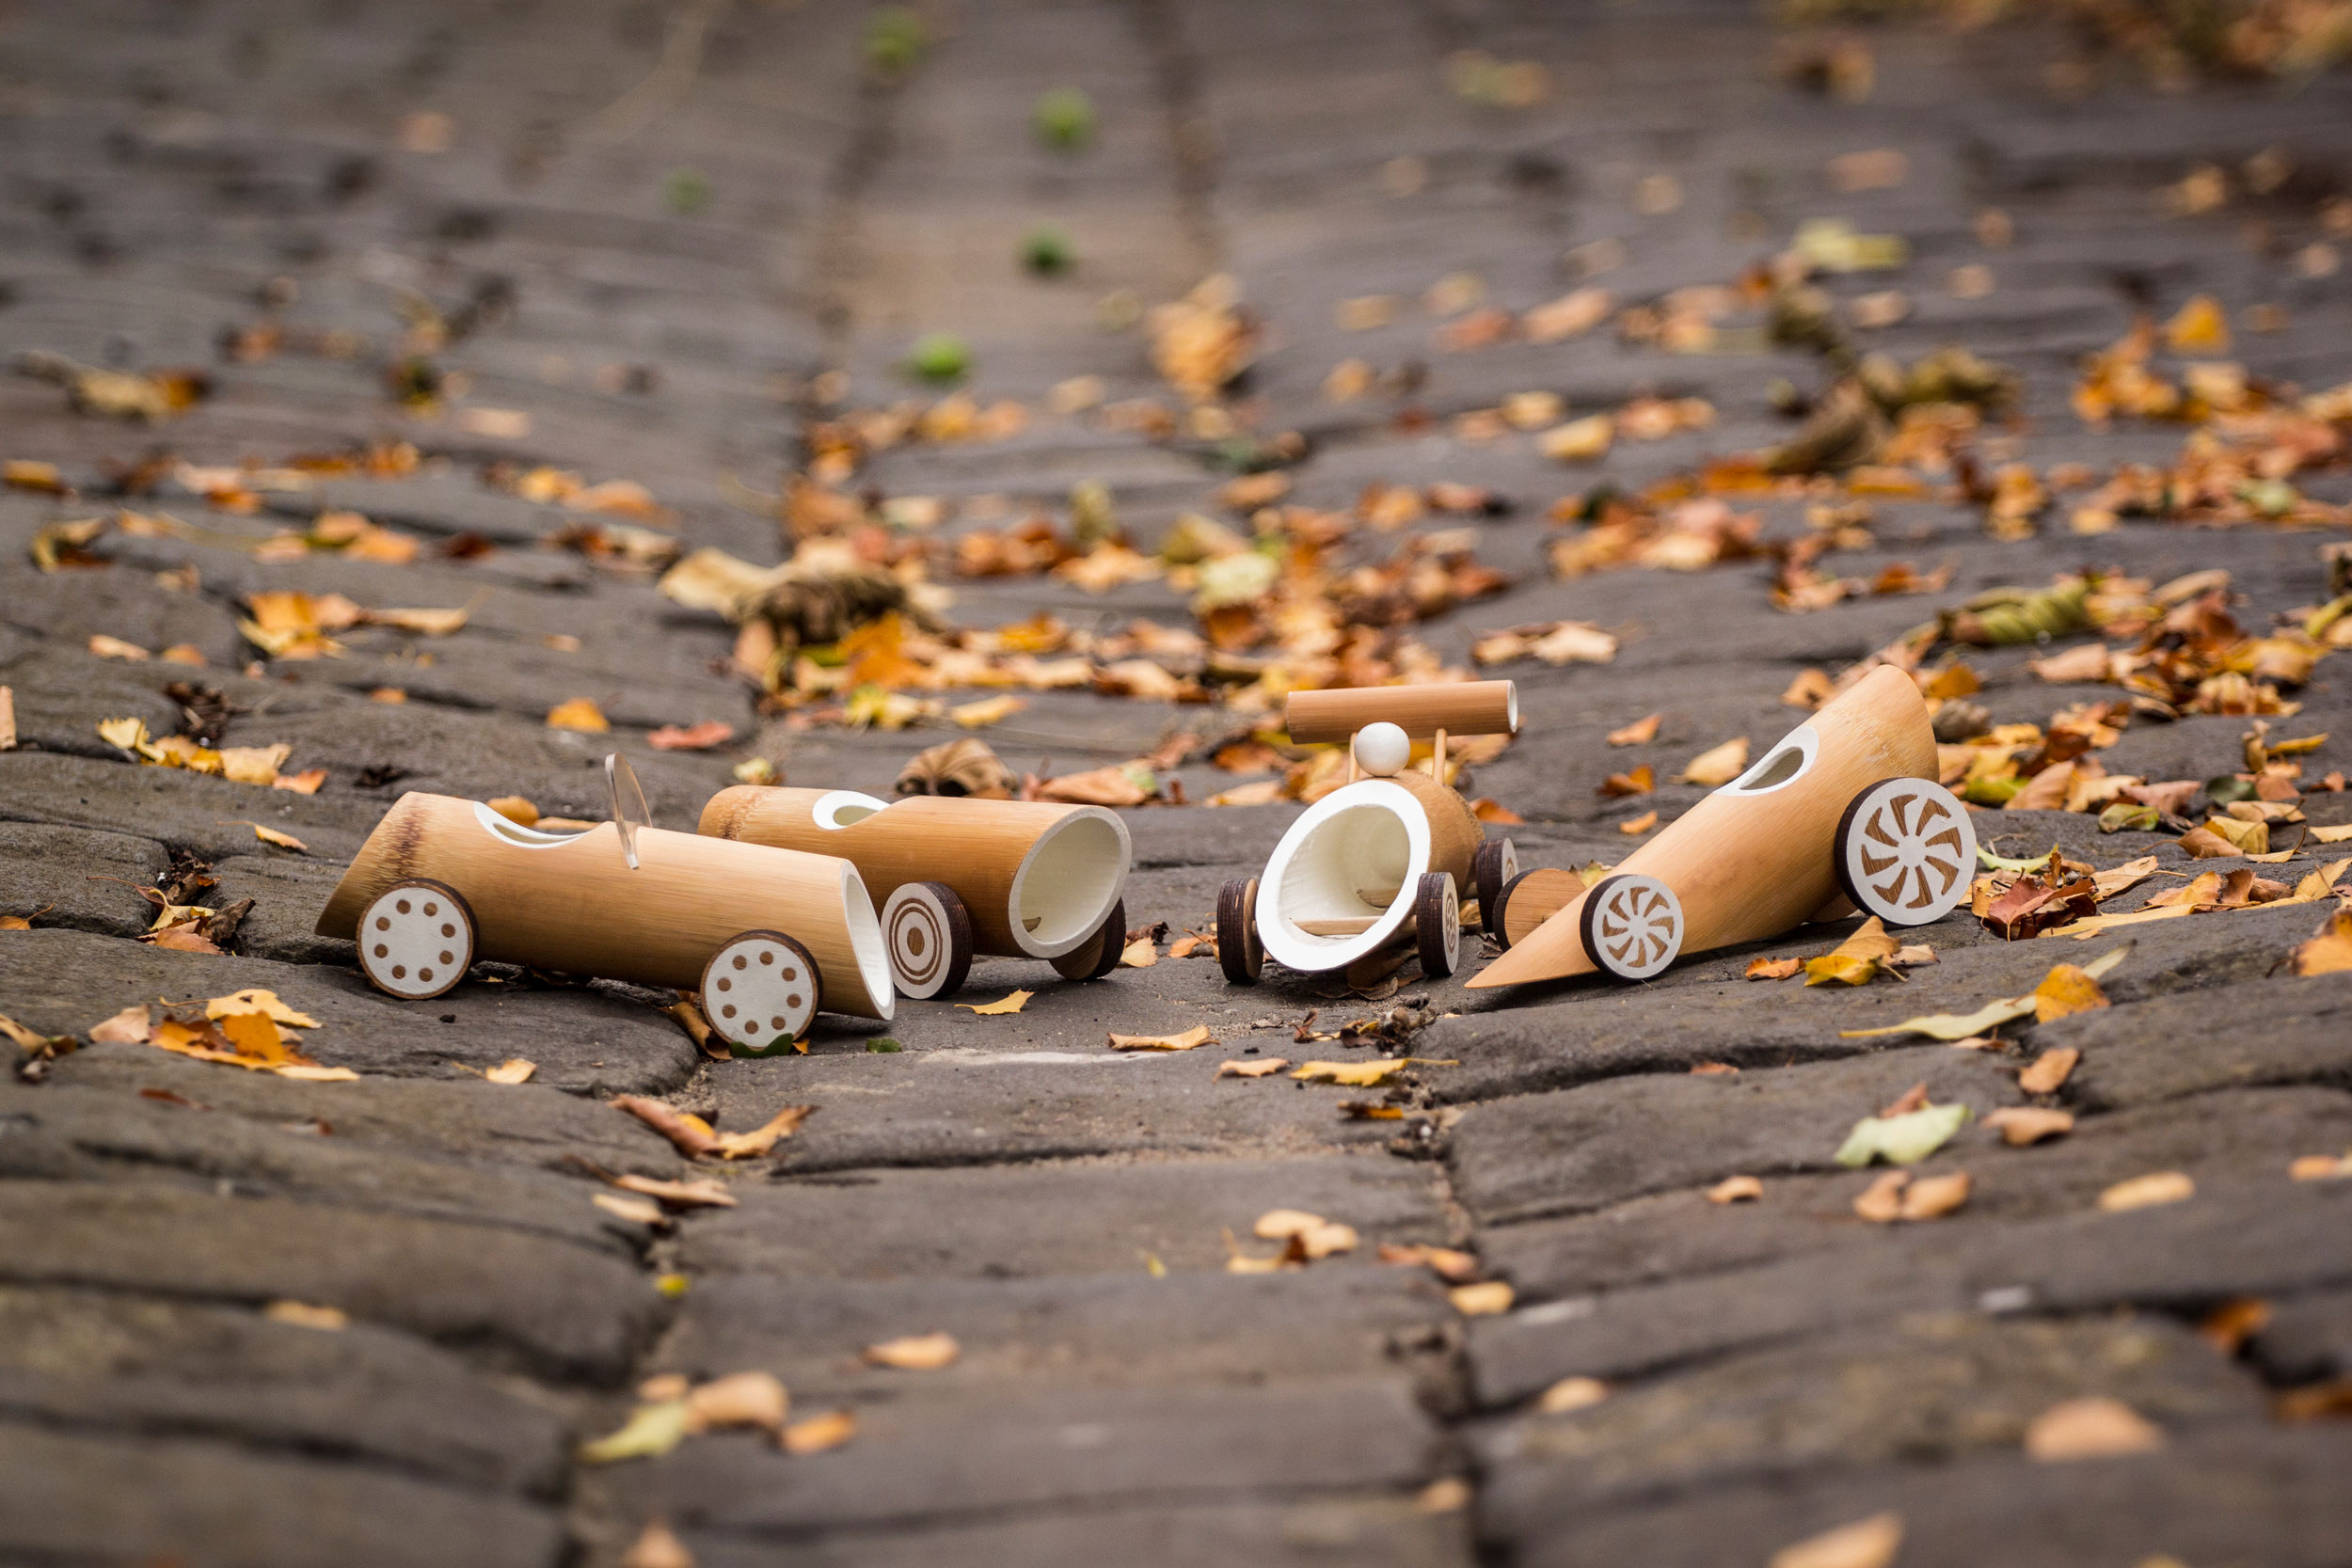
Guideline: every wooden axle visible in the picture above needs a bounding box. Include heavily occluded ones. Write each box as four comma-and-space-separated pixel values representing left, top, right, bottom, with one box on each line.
317, 793, 895, 1020
1284, 680, 1518, 744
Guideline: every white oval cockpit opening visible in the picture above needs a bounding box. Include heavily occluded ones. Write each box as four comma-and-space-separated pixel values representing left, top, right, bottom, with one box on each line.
1721, 723, 1820, 797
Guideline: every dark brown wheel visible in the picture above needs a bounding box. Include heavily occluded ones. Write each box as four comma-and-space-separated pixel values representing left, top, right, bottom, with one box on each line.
1414, 871, 1460, 979
701, 929, 820, 1053
1471, 837, 1518, 934
356, 879, 475, 1001
1050, 897, 1128, 981
1216, 878, 1263, 985
882, 880, 975, 999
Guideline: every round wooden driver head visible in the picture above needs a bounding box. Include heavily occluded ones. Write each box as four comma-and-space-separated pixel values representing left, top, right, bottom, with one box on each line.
1836, 777, 1977, 927
882, 880, 974, 1000
1050, 898, 1127, 982
702, 930, 819, 1052
1216, 877, 1263, 985
1472, 838, 1519, 934
357, 879, 475, 1001
1415, 871, 1460, 979
1579, 874, 1683, 981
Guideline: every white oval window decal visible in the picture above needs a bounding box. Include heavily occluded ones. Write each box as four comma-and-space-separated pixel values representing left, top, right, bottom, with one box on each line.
1722, 724, 1820, 796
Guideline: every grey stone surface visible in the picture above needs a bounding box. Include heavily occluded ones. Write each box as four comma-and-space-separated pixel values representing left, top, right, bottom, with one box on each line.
0, 820, 172, 936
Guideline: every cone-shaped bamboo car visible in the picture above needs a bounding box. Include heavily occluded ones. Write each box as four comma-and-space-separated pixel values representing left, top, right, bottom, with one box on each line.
318, 757, 894, 1051
698, 786, 1133, 999
1471, 664, 1976, 989
1216, 680, 1521, 985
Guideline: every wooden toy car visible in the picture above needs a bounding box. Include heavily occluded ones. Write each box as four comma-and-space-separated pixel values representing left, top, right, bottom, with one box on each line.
1216, 681, 1520, 986
317, 756, 895, 1051
697, 786, 1133, 1000
1471, 664, 1975, 988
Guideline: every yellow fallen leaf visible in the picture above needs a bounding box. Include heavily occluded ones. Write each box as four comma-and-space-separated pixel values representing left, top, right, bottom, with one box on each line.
594, 1192, 665, 1226
2310, 823, 2352, 844
710, 1104, 815, 1157
2163, 294, 2230, 355
2290, 907, 2352, 975
1119, 935, 1158, 968
1292, 1058, 1406, 1086
215, 744, 292, 785
864, 1332, 959, 1370
275, 1064, 358, 1083
2098, 1171, 2194, 1212
614, 1173, 737, 1209
781, 1408, 856, 1454
2032, 964, 2108, 1022
547, 697, 611, 733
1841, 945, 2129, 1039
1804, 916, 1899, 986
956, 990, 1032, 1016
487, 796, 540, 826
1216, 1056, 1289, 1078
1606, 713, 1661, 746
579, 1401, 692, 1464
203, 989, 321, 1028
365, 607, 469, 636
1253, 1209, 1327, 1240
1108, 1025, 1214, 1052
1679, 736, 1749, 786
485, 1058, 536, 1085
1449, 1281, 1515, 1316
88, 1005, 151, 1044
2025, 1396, 2166, 1460
1538, 1376, 1611, 1414
262, 1300, 349, 1331
950, 694, 1025, 728
1769, 1513, 1904, 1568
88, 633, 150, 660
97, 716, 150, 752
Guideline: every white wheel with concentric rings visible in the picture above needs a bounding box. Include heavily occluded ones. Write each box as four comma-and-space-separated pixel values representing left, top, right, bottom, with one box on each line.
701, 930, 819, 1052
1836, 778, 1976, 927
882, 881, 974, 1000
357, 879, 474, 1000
1580, 874, 1683, 981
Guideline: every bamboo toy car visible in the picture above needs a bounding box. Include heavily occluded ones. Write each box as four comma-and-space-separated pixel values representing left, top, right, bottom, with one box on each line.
317, 756, 896, 1051
1216, 680, 1521, 986
1471, 663, 1975, 989
697, 785, 1133, 1000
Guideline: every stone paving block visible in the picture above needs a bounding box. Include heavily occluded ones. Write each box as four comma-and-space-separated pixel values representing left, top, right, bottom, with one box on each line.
0, 820, 172, 936
726, 1046, 1395, 1173
0, 1181, 658, 1380
2251, 1286, 2352, 1385
206, 848, 360, 963
0, 1083, 646, 1255
679, 1495, 1471, 1568
1466, 1177, 2352, 1405
0, 1421, 566, 1568
0, 646, 190, 758
1422, 898, 2334, 1103
2064, 974, 2352, 1112
659, 1266, 1457, 1404
1475, 1314, 2262, 1521
678, 1154, 1449, 1280
1479, 1086, 2352, 1303
1498, 1425, 2352, 1568
0, 748, 378, 862
0, 929, 700, 1095
0, 1283, 573, 1494
1447, 1043, 2026, 1226
596, 1376, 1445, 1537
48, 1038, 684, 1177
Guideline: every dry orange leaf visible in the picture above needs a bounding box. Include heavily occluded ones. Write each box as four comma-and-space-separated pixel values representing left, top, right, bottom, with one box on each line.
956, 990, 1032, 1016
2098, 1171, 2194, 1212
2289, 907, 2352, 975
864, 1332, 959, 1370
1707, 1175, 1763, 1204
1108, 1025, 1213, 1052
614, 1173, 736, 1209
546, 698, 611, 733
2032, 964, 2108, 1022
2018, 1046, 2079, 1094
1598, 765, 1653, 797
711, 1104, 816, 1158
1985, 1106, 2074, 1145
1606, 713, 1661, 746
1768, 1513, 1904, 1568
1537, 1376, 1610, 1414
2025, 1396, 2166, 1460
684, 1370, 788, 1433
1449, 1281, 1515, 1316
485, 1057, 536, 1085
1746, 956, 1804, 981
1216, 1056, 1288, 1078
1805, 916, 1900, 986
648, 720, 735, 752
1619, 810, 1659, 835
781, 1408, 856, 1454
1680, 736, 1749, 785
612, 1096, 723, 1158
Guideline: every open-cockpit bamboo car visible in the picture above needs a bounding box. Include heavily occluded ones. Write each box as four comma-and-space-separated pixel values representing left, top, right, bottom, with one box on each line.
1470, 663, 1976, 990
696, 785, 1133, 1000
1215, 680, 1521, 987
317, 755, 895, 1053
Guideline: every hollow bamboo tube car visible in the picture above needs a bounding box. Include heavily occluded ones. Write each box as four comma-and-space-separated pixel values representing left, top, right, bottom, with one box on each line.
317, 757, 894, 1052
698, 786, 1133, 1000
1216, 680, 1520, 986
1472, 664, 1975, 989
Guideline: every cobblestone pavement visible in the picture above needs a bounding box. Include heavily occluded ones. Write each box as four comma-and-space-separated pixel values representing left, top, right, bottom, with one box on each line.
5, 1, 2352, 1564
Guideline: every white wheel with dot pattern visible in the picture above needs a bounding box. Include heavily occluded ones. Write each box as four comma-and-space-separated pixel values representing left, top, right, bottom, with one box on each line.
701, 930, 820, 1053
357, 879, 475, 1001
1836, 778, 1976, 927
1579, 874, 1683, 981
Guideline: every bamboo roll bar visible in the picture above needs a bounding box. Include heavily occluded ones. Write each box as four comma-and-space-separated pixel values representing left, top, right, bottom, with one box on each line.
317, 793, 895, 1019
699, 786, 1130, 959
1284, 680, 1518, 744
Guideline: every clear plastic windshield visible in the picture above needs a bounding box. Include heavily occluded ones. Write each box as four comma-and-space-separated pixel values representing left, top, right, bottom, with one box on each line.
605, 752, 651, 869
